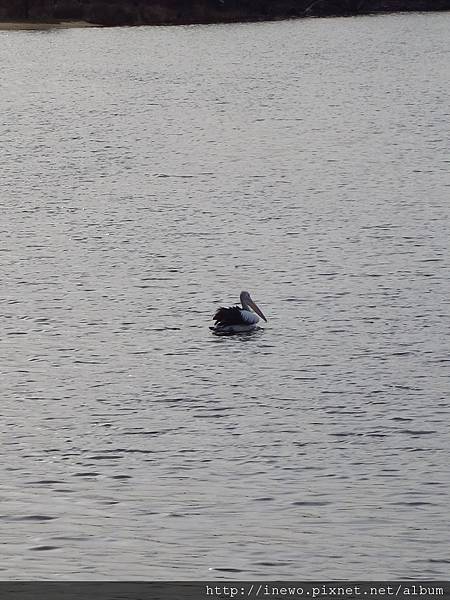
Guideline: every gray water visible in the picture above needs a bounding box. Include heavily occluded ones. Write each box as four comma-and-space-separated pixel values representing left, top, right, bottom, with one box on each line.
1, 11, 449, 580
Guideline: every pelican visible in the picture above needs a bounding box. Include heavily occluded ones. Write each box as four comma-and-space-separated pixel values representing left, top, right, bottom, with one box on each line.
210, 291, 267, 334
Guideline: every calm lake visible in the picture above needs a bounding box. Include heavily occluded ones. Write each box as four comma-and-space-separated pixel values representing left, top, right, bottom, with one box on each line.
1, 11, 449, 579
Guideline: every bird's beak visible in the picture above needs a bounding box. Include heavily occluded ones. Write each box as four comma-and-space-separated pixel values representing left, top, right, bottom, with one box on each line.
249, 299, 267, 322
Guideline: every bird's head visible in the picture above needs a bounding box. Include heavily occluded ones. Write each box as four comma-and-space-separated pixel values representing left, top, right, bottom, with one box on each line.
240, 291, 267, 322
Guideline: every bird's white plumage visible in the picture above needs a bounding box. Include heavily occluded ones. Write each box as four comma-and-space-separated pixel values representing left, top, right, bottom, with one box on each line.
240, 310, 259, 325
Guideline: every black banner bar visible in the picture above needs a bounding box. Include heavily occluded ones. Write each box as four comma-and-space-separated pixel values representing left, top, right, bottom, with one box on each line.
0, 582, 448, 600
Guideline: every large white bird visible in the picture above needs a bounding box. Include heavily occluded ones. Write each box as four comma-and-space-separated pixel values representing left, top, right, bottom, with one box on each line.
210, 291, 267, 334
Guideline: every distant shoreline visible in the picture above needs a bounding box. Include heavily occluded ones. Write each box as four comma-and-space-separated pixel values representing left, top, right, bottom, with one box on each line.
0, 3, 449, 30
0, 20, 96, 30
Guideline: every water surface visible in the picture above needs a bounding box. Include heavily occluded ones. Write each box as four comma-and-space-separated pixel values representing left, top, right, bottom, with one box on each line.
1, 12, 449, 579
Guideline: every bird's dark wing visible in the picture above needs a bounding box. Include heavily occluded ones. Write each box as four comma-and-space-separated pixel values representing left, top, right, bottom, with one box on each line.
213, 306, 245, 325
